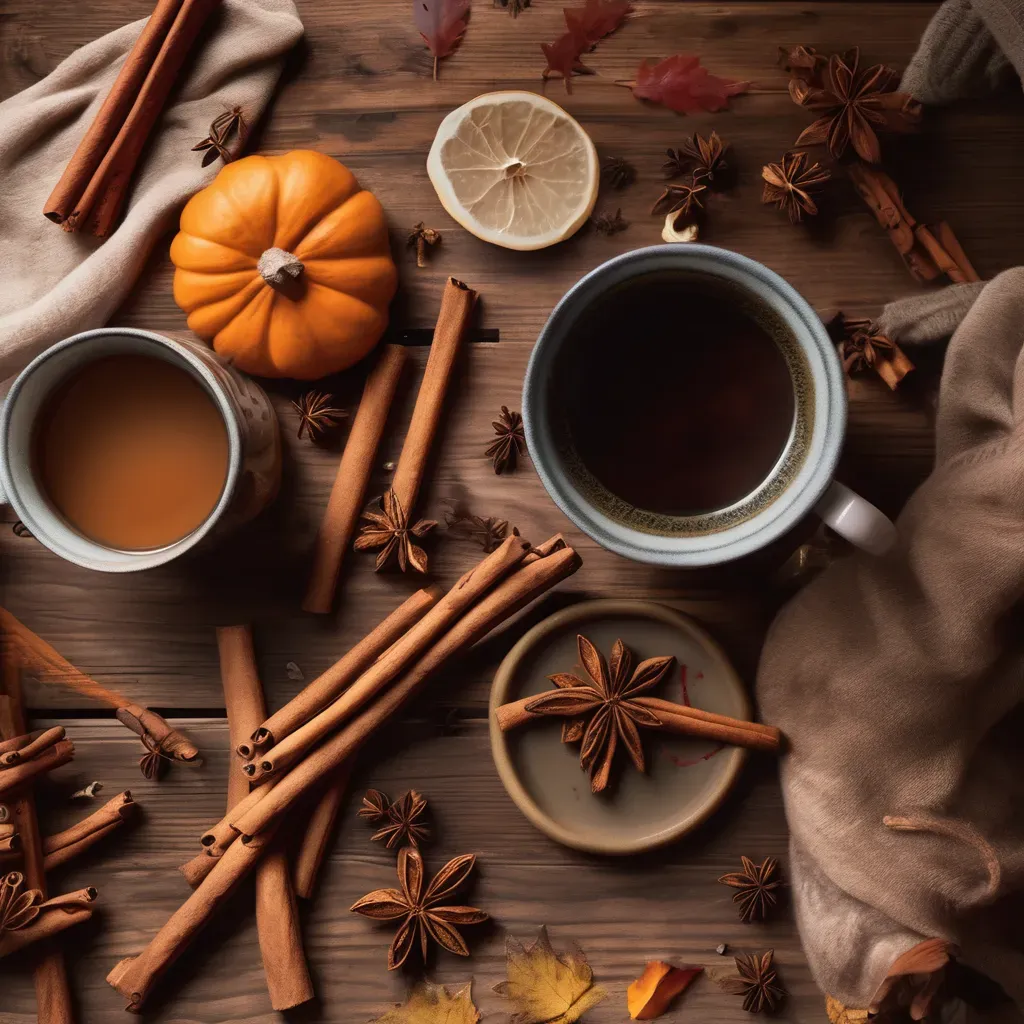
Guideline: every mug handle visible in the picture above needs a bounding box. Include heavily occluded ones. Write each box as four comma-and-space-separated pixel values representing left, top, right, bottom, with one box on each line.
814, 481, 896, 555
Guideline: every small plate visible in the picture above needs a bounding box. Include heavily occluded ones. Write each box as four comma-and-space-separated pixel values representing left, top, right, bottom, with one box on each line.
489, 600, 750, 854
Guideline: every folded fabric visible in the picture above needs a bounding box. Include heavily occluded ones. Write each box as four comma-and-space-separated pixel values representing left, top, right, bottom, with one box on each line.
901, 0, 1024, 103
0, 0, 303, 381
758, 268, 1024, 1010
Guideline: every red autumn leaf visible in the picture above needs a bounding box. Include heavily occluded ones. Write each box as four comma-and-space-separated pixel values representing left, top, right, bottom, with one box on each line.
563, 0, 632, 47
541, 32, 593, 93
414, 0, 470, 79
629, 54, 748, 114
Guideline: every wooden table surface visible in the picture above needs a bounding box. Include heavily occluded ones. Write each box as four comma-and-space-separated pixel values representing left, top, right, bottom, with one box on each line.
3, 1, 1024, 1021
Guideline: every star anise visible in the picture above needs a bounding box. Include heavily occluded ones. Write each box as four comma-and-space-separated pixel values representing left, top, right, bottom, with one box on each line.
524, 635, 675, 793
591, 209, 629, 236
778, 44, 826, 83
370, 790, 431, 849
192, 106, 247, 166
827, 314, 897, 375
350, 846, 488, 969
291, 391, 347, 442
718, 856, 784, 923
355, 489, 438, 574
486, 406, 526, 474
790, 48, 921, 164
761, 151, 830, 223
408, 223, 442, 268
652, 180, 706, 218
0, 872, 42, 935
734, 950, 786, 1013
664, 131, 729, 184
601, 156, 636, 190
138, 734, 170, 781
358, 788, 391, 824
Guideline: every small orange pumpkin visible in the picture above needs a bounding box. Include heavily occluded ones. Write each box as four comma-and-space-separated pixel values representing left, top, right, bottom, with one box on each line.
170, 150, 398, 379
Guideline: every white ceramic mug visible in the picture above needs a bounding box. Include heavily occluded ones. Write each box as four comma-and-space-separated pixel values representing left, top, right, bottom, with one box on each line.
522, 245, 897, 567
0, 328, 281, 572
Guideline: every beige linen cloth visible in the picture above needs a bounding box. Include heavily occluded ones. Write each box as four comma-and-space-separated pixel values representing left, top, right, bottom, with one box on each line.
758, 268, 1024, 1010
0, 0, 303, 381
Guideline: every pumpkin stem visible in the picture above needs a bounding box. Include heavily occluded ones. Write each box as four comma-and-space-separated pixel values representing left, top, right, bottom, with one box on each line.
258, 247, 305, 287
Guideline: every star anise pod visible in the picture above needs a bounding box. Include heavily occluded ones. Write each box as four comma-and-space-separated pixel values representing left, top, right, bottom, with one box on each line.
718, 856, 784, 923
355, 489, 438, 573
591, 209, 629, 236
601, 156, 636, 190
827, 314, 896, 375
486, 406, 526, 474
652, 180, 707, 218
350, 846, 488, 969
734, 950, 786, 1013
0, 872, 43, 935
192, 106, 247, 166
358, 788, 391, 824
778, 44, 826, 84
370, 790, 431, 849
291, 391, 347, 442
524, 635, 675, 793
761, 151, 830, 223
790, 48, 921, 164
138, 734, 170, 781
408, 223, 442, 268
664, 131, 729, 184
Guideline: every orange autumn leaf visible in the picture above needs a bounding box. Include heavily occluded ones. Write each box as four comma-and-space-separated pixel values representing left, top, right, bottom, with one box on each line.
627, 961, 703, 1020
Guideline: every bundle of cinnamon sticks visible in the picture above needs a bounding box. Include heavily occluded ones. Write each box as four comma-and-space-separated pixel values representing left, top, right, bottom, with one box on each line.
43, 0, 220, 236
107, 533, 582, 1011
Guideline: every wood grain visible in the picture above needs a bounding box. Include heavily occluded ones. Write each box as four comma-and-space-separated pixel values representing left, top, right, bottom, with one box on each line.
0, 0, 1016, 1019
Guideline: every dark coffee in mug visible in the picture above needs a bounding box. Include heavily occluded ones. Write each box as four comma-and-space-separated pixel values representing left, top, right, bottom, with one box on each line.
555, 271, 801, 520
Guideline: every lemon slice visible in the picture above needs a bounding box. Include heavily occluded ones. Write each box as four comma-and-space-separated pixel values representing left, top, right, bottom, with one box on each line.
427, 91, 599, 251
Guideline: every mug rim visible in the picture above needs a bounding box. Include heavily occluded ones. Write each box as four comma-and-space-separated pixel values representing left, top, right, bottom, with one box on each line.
0, 327, 243, 572
521, 244, 846, 567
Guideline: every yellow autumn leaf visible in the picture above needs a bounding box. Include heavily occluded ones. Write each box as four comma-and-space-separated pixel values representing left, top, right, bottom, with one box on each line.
825, 994, 870, 1024
374, 982, 480, 1024
494, 926, 607, 1024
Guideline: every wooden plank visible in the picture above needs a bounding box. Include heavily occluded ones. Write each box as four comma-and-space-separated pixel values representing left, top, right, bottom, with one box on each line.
0, 719, 812, 1022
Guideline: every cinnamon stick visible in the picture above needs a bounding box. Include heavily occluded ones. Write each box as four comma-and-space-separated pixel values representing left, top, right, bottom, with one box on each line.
53, 0, 221, 236
43, 790, 136, 872
0, 730, 45, 758
0, 726, 65, 766
0, 874, 97, 960
0, 607, 199, 766
0, 666, 76, 1024
495, 692, 782, 754
107, 827, 277, 1012
932, 222, 981, 282
0, 739, 75, 797
245, 534, 532, 781
217, 625, 313, 1012
250, 586, 441, 756
43, 0, 187, 225
292, 759, 354, 899
303, 344, 408, 613
234, 540, 581, 839
391, 278, 476, 515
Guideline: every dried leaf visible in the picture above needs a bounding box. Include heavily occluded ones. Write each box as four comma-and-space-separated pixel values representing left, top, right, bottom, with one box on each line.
626, 55, 748, 114
495, 926, 607, 1024
563, 0, 631, 46
374, 982, 481, 1024
414, 0, 470, 79
627, 962, 702, 1019
541, 32, 593, 93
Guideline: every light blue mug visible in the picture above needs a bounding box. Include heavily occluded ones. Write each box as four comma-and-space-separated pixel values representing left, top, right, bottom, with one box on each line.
522, 245, 896, 568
